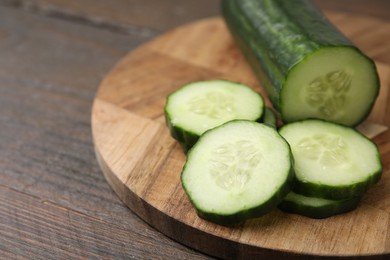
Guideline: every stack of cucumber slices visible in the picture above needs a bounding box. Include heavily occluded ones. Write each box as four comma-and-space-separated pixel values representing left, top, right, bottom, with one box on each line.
164, 80, 382, 225
278, 120, 382, 219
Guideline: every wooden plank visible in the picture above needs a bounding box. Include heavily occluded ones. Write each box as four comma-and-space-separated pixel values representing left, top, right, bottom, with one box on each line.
2, 0, 389, 32
0, 6, 212, 259
0, 185, 210, 259
1, 0, 221, 32
92, 14, 390, 258
0, 6, 149, 224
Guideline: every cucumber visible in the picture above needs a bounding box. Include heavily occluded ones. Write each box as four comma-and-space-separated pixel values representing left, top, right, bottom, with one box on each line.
279, 119, 382, 200
278, 191, 361, 219
165, 80, 264, 152
263, 107, 277, 129
181, 120, 293, 225
221, 0, 380, 126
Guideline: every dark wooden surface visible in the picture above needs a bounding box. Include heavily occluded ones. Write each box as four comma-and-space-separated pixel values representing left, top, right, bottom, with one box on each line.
0, 0, 389, 259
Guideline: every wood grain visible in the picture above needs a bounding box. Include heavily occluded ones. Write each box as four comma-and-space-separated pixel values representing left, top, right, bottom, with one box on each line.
1, 0, 220, 32
0, 6, 212, 259
92, 12, 390, 258
5, 0, 390, 33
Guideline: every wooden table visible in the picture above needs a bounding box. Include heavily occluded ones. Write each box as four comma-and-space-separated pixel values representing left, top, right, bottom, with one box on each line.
1, 1, 389, 259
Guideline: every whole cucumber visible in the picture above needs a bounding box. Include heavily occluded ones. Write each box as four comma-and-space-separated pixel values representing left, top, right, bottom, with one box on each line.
221, 0, 380, 126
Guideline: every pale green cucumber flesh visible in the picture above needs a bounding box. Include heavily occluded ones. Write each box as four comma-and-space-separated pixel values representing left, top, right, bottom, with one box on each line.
281, 46, 379, 126
278, 191, 361, 219
279, 119, 382, 200
165, 80, 264, 151
181, 120, 293, 225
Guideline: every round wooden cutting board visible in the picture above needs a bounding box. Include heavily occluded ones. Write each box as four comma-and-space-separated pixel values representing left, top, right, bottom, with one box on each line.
92, 12, 390, 258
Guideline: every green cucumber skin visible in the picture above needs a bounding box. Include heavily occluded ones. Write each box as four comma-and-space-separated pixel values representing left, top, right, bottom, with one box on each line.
292, 168, 382, 200
165, 107, 265, 153
165, 114, 265, 153
164, 112, 199, 153
278, 193, 362, 219
263, 107, 278, 129
221, 0, 380, 125
181, 121, 295, 226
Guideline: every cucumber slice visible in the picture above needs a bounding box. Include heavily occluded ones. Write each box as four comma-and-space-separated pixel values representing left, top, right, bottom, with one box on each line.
278, 191, 361, 219
165, 80, 264, 152
279, 119, 382, 200
181, 120, 294, 225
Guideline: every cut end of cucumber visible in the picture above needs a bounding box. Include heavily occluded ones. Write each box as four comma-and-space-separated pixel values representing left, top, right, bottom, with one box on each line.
281, 46, 379, 126
181, 120, 293, 225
